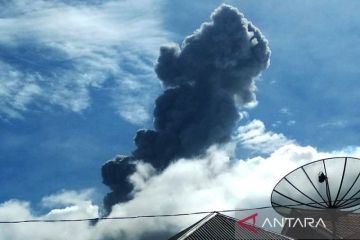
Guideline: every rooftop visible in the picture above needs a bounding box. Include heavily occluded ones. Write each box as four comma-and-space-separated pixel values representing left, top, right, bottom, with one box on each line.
169, 212, 292, 240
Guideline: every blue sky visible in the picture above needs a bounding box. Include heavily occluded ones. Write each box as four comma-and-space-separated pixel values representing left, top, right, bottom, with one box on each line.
0, 1, 359, 237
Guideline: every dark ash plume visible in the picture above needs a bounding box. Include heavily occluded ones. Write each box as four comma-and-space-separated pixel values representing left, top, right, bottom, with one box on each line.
101, 156, 135, 214
101, 4, 270, 214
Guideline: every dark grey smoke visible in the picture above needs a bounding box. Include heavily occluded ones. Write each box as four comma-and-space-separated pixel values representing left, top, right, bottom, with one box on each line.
101, 156, 135, 214
101, 4, 270, 214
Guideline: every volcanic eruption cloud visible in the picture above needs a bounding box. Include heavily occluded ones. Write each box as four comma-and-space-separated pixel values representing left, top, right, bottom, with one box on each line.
101, 4, 271, 214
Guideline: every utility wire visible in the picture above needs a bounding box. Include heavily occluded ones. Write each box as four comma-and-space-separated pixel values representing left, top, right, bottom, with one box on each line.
1, 196, 360, 224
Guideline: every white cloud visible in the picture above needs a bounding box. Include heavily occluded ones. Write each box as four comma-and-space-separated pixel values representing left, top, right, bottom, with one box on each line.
42, 189, 95, 208
0, 189, 97, 240
287, 120, 296, 126
234, 119, 295, 154
1, 143, 360, 239
319, 120, 347, 128
271, 120, 282, 128
280, 107, 291, 115
238, 111, 249, 120
0, 0, 168, 123
0, 61, 42, 119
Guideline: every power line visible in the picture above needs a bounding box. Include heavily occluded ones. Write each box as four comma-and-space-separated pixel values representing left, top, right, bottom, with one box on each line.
0, 207, 267, 224
1, 196, 360, 224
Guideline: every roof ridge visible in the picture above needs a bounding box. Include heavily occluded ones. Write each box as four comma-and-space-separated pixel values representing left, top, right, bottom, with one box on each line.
170, 211, 294, 240
177, 212, 218, 240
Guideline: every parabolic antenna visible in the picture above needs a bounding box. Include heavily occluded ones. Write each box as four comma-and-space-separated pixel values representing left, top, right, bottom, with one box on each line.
271, 157, 360, 216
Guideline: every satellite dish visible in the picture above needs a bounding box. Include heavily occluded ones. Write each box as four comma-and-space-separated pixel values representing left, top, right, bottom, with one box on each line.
271, 157, 360, 216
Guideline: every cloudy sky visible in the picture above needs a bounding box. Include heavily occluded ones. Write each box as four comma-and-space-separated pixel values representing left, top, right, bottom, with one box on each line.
0, 0, 360, 239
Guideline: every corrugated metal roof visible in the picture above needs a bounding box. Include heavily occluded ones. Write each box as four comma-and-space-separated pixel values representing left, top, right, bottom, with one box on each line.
282, 209, 360, 239
169, 212, 292, 240
322, 212, 360, 239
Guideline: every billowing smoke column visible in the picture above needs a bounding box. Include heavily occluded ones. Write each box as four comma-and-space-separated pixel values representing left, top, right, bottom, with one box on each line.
101, 4, 270, 214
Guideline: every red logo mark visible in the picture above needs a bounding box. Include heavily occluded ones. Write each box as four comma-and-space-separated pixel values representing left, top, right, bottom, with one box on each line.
236, 213, 258, 233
